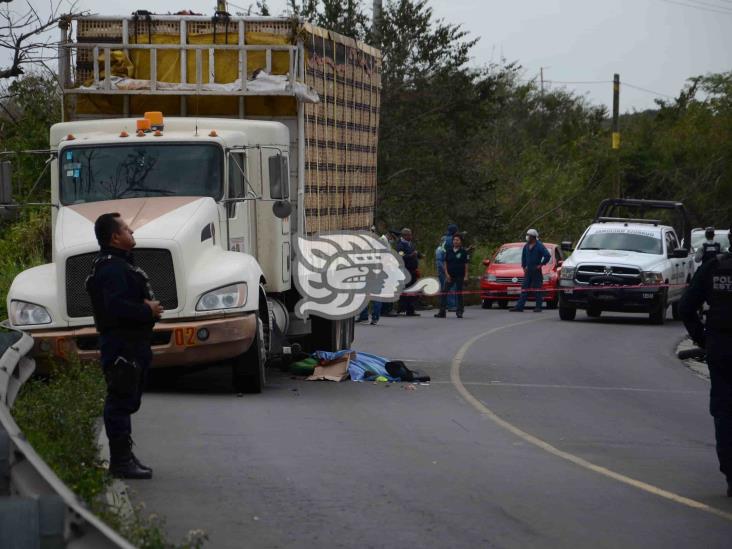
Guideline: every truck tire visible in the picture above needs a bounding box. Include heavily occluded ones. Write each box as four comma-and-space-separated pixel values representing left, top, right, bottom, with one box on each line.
559, 305, 576, 321
232, 314, 266, 394
310, 316, 354, 352
481, 299, 493, 309
649, 296, 667, 325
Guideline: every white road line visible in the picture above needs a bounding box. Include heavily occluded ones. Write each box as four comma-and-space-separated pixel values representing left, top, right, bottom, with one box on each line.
450, 318, 732, 523
432, 380, 705, 394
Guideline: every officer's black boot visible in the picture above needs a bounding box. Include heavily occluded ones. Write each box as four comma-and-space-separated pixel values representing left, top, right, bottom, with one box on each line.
128, 436, 153, 475
109, 436, 152, 479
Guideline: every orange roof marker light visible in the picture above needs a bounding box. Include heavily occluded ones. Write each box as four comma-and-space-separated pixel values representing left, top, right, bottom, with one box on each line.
136, 118, 151, 133
144, 111, 164, 131
136, 130, 146, 137
65, 133, 75, 141
154, 130, 163, 137
209, 130, 218, 137
120, 130, 129, 138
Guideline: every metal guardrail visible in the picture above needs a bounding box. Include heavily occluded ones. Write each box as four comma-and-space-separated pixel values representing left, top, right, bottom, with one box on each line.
0, 327, 135, 549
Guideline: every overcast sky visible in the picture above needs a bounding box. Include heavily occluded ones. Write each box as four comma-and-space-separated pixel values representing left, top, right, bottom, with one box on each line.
8, 0, 732, 111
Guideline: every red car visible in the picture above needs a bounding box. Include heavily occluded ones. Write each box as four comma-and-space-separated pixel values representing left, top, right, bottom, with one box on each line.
480, 242, 564, 309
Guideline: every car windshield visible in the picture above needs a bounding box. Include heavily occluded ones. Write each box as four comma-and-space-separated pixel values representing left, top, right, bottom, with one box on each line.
59, 144, 223, 204
493, 247, 524, 264
579, 231, 663, 254
691, 232, 729, 251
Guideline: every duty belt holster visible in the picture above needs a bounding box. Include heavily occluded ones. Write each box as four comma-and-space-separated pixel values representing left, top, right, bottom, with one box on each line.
104, 353, 142, 399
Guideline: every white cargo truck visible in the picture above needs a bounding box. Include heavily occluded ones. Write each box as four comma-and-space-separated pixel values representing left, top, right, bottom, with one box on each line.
0, 12, 382, 392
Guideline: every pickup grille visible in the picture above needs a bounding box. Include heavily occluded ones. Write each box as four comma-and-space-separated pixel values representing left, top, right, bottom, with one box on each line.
495, 276, 524, 284
66, 248, 178, 318
575, 264, 641, 286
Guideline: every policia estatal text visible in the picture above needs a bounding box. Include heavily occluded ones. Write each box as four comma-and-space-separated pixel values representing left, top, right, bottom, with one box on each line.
680, 226, 732, 497
86, 213, 164, 479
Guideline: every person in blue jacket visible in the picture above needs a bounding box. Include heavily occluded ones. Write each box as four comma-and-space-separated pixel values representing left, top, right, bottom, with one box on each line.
510, 228, 551, 312
436, 224, 459, 311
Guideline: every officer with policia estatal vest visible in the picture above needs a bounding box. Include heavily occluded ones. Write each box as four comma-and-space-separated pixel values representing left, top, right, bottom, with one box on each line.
86, 213, 163, 479
680, 226, 732, 496
695, 226, 721, 264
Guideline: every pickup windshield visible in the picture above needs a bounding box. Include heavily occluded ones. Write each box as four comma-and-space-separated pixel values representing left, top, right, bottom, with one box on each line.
579, 231, 663, 255
59, 143, 223, 204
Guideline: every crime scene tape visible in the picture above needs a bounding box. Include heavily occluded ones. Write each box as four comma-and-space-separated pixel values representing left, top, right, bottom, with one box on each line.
401, 283, 690, 296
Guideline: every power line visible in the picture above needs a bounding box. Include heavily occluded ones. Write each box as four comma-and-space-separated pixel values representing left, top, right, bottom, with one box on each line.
659, 0, 732, 15
623, 82, 675, 99
683, 0, 732, 11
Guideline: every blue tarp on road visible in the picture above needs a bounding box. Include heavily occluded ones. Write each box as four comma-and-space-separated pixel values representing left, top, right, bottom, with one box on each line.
313, 350, 400, 382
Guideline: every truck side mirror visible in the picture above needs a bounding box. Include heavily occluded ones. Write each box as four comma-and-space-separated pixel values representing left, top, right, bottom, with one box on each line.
672, 247, 689, 259
272, 200, 292, 219
0, 161, 13, 204
561, 241, 573, 252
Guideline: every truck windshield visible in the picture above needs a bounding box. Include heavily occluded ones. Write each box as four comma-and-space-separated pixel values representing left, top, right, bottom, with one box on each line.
579, 231, 662, 254
59, 143, 223, 204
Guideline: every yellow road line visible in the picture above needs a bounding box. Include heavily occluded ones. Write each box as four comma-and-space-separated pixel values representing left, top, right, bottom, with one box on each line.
450, 319, 732, 522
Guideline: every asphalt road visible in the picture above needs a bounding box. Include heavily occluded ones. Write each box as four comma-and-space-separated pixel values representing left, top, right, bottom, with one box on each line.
128, 307, 732, 548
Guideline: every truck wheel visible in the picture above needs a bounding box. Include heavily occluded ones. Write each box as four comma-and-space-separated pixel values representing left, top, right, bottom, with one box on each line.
671, 301, 681, 321
586, 307, 601, 318
649, 297, 667, 325
310, 316, 354, 352
481, 299, 493, 309
232, 314, 266, 394
559, 305, 576, 321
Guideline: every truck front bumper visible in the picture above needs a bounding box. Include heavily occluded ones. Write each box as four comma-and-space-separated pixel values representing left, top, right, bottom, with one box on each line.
559, 285, 666, 312
27, 313, 257, 371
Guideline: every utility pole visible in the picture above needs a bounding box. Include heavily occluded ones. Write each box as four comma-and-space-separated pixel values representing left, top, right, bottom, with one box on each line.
540, 67, 544, 97
373, 0, 383, 44
612, 73, 621, 197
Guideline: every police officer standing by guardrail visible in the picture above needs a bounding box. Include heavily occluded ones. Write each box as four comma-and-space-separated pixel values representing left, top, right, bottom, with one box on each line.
679, 226, 732, 496
86, 213, 163, 479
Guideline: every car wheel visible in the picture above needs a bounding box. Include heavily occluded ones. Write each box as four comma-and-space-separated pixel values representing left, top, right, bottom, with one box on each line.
498, 300, 509, 309
649, 296, 667, 325
559, 305, 576, 321
481, 299, 493, 309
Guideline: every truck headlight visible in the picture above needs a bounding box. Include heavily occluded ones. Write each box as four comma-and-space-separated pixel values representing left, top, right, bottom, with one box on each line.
196, 283, 248, 311
641, 272, 663, 285
10, 300, 51, 326
560, 267, 575, 280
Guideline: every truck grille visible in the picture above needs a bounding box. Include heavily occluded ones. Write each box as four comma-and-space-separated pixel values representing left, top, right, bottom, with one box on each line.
66, 249, 178, 318
575, 264, 641, 286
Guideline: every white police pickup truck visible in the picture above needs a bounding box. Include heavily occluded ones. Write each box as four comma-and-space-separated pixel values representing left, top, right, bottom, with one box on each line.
558, 199, 694, 324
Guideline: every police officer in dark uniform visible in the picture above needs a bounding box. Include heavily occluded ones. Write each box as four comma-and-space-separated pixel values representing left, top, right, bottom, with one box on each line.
86, 213, 163, 479
695, 227, 721, 264
679, 226, 732, 496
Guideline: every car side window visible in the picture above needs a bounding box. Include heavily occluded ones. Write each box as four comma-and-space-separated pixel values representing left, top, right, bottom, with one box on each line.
665, 231, 679, 255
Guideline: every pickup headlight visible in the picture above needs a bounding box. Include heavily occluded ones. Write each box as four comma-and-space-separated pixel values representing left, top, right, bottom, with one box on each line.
10, 300, 51, 326
196, 283, 248, 311
641, 272, 663, 285
560, 266, 575, 280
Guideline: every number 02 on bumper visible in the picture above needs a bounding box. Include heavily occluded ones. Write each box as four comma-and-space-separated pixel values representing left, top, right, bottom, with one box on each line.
174, 327, 197, 346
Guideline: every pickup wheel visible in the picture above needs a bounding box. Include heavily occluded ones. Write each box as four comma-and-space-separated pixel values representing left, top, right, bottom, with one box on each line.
481, 299, 493, 309
232, 314, 266, 394
671, 301, 681, 321
649, 295, 667, 325
559, 305, 576, 321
